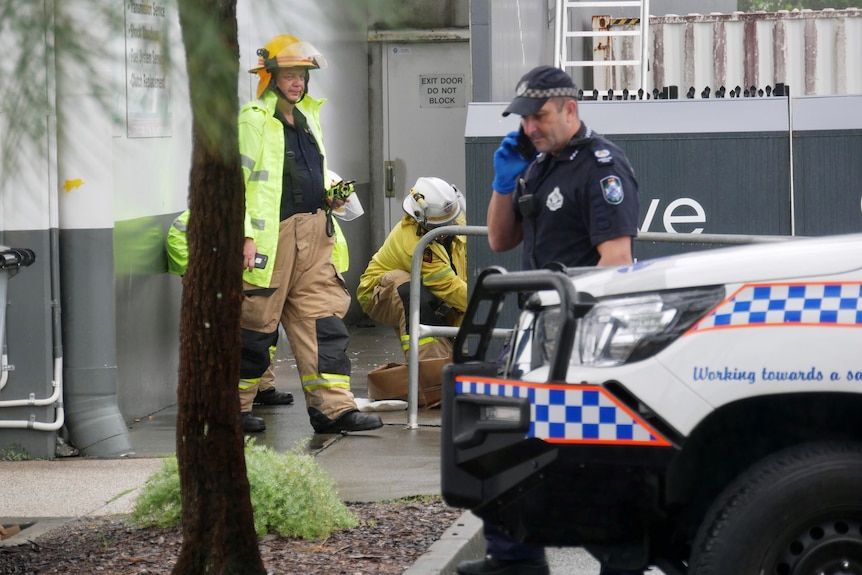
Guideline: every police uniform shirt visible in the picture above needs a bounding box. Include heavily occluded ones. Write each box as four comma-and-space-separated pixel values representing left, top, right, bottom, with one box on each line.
276, 107, 325, 220
512, 125, 639, 271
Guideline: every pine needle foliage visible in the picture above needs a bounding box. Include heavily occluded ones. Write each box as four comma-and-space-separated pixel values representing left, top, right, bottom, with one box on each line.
132, 441, 358, 539
132, 456, 184, 528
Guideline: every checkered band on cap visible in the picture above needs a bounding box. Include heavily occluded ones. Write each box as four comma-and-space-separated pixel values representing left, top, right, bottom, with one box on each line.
517, 85, 580, 99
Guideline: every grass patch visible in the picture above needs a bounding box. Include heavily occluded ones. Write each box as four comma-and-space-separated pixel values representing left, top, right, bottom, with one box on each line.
0, 444, 31, 461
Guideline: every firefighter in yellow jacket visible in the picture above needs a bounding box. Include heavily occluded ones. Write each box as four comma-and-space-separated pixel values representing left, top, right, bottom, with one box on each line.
357, 177, 467, 363
239, 34, 382, 434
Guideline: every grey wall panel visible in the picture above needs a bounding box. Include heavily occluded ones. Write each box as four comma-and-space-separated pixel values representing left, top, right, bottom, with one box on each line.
466, 98, 798, 258
113, 214, 181, 420
0, 229, 57, 460
368, 0, 468, 29
623, 132, 791, 235
465, 138, 523, 337
115, 271, 179, 419
465, 137, 520, 278
793, 130, 862, 236
622, 131, 792, 259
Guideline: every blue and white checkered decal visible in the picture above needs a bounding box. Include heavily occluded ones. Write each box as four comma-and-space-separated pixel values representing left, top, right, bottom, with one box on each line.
455, 377, 670, 446
693, 283, 862, 332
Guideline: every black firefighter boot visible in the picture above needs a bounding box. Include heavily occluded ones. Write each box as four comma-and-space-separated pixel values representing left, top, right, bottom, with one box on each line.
314, 410, 383, 434
241, 412, 266, 433
254, 388, 294, 405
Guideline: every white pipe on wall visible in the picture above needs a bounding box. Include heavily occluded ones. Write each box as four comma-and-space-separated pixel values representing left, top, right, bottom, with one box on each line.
0, 358, 64, 431
0, 354, 9, 391
0, 273, 7, 392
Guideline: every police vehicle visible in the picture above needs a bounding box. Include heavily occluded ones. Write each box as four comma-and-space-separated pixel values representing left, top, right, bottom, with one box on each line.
441, 233, 862, 575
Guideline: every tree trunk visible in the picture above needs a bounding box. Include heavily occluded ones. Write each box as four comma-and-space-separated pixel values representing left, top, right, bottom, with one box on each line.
173, 1, 265, 573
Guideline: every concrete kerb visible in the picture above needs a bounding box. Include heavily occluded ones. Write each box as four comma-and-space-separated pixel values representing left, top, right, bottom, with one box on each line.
403, 510, 484, 575
1, 517, 75, 547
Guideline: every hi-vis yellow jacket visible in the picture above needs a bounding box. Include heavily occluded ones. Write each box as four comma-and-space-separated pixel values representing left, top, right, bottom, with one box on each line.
238, 90, 348, 286
166, 91, 348, 279
357, 213, 467, 315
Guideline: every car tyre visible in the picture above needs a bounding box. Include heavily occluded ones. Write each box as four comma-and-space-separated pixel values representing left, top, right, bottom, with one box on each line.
689, 441, 862, 575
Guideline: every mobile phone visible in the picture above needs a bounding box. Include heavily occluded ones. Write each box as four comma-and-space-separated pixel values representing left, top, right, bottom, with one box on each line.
516, 126, 536, 160
253, 253, 268, 269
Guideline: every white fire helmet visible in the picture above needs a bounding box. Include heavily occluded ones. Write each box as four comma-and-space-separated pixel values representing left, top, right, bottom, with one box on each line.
402, 177, 465, 229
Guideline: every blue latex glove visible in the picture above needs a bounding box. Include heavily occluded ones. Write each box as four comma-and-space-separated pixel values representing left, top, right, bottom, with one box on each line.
492, 131, 532, 194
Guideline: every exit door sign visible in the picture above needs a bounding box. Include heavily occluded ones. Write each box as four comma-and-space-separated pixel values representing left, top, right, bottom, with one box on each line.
419, 74, 466, 108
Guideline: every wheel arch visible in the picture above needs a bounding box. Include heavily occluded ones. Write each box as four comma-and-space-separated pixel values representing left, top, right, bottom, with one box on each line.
664, 392, 862, 542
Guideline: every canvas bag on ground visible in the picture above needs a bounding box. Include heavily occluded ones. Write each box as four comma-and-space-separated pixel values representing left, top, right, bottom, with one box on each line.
366, 356, 449, 408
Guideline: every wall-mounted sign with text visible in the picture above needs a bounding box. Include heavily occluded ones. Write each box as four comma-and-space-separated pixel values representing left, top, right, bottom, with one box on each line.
419, 74, 466, 109
125, 1, 171, 138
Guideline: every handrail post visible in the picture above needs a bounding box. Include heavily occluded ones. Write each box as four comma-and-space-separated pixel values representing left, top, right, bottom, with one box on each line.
407, 225, 490, 429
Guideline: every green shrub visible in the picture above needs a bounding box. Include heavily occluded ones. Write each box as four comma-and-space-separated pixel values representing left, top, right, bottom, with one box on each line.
132, 441, 357, 539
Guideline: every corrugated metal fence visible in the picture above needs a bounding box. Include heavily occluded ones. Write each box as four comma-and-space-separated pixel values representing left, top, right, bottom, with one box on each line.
590, 9, 862, 97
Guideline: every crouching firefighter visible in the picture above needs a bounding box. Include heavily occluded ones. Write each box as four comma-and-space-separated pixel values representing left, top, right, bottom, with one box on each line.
357, 177, 467, 405
238, 34, 382, 434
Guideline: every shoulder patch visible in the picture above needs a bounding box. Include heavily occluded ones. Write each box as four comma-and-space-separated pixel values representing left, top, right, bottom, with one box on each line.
594, 148, 615, 165
423, 248, 434, 263
600, 175, 624, 205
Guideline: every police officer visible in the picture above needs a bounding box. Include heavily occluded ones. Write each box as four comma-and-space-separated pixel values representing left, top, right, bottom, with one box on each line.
458, 65, 641, 575
238, 34, 382, 435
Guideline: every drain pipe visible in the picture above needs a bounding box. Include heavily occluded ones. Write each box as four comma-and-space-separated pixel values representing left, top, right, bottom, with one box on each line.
58, 228, 134, 456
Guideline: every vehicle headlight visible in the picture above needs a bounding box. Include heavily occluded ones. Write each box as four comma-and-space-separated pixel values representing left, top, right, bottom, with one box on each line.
574, 286, 725, 367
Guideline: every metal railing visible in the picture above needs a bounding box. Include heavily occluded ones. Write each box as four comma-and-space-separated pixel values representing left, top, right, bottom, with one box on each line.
404, 228, 798, 428
636, 231, 796, 245
406, 225, 500, 429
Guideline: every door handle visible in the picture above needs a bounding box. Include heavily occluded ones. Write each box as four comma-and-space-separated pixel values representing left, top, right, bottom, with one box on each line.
385, 161, 395, 198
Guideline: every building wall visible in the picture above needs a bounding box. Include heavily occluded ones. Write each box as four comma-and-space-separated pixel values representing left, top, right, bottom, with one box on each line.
1, 0, 473, 459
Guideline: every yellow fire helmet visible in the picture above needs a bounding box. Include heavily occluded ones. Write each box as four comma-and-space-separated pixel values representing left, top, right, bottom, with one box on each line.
249, 35, 327, 99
